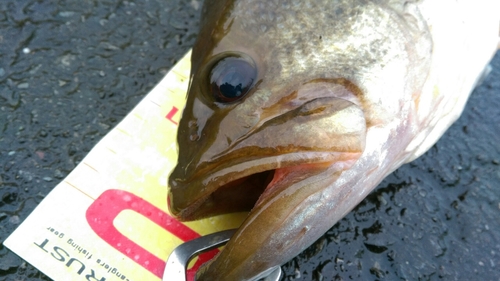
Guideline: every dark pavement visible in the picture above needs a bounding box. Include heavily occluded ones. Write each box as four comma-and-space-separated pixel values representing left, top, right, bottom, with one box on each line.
1, 1, 499, 280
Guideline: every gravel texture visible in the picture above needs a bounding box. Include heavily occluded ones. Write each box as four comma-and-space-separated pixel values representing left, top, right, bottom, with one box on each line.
1, 1, 499, 280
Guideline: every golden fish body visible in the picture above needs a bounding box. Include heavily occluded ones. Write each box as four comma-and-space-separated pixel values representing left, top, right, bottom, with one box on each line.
168, 0, 499, 280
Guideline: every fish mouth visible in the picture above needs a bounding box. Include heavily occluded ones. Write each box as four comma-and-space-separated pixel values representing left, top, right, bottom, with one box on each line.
169, 94, 367, 221
168, 150, 361, 221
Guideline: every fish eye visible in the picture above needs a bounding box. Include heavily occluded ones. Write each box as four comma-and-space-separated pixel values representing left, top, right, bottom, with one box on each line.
210, 56, 257, 103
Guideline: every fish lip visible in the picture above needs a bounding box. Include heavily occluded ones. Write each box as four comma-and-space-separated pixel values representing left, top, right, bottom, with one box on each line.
168, 150, 361, 220
201, 151, 352, 187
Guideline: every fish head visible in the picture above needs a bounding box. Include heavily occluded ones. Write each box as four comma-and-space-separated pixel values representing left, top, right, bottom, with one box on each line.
168, 0, 432, 280
168, 2, 369, 220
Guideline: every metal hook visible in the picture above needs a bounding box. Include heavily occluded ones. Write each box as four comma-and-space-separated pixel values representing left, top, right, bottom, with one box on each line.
163, 229, 282, 281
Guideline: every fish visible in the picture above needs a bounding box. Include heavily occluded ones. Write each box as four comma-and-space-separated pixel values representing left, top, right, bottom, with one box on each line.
167, 0, 500, 280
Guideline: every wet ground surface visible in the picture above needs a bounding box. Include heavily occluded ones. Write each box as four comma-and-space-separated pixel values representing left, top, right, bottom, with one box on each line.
0, 1, 499, 280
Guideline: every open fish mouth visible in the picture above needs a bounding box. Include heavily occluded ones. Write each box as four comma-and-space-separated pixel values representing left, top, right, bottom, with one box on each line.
168, 150, 362, 221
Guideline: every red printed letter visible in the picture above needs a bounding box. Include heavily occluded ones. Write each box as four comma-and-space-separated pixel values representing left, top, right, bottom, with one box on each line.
86, 189, 217, 280
165, 106, 179, 125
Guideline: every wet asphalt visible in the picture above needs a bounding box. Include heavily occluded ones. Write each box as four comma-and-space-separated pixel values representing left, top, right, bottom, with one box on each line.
1, 1, 499, 280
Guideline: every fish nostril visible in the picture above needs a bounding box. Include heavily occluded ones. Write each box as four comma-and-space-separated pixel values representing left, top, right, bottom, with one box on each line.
188, 120, 200, 141
189, 133, 199, 141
